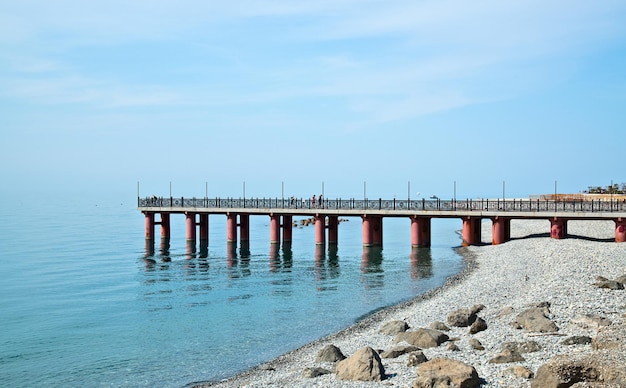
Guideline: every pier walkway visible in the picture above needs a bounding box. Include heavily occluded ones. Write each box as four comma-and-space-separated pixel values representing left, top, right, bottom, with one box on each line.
138, 196, 626, 248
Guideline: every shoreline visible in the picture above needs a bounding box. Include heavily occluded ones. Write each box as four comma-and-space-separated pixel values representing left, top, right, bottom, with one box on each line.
192, 219, 625, 387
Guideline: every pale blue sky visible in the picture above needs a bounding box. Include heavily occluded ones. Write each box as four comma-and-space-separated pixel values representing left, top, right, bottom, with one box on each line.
2, 1, 625, 200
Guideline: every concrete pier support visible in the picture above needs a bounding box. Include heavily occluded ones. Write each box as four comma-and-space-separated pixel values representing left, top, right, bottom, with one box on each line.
199, 214, 209, 242
144, 212, 155, 240
411, 216, 431, 247
227, 213, 238, 242
270, 214, 280, 244
550, 218, 567, 239
328, 215, 339, 245
239, 214, 250, 243
160, 212, 170, 239
462, 217, 482, 246
362, 215, 383, 247
615, 218, 626, 243
185, 212, 196, 242
283, 215, 293, 243
315, 215, 326, 245
491, 217, 511, 245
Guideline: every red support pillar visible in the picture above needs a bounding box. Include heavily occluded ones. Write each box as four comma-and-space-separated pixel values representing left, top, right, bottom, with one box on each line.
199, 213, 209, 242
185, 212, 196, 242
160, 212, 170, 239
282, 215, 292, 244
462, 217, 482, 246
491, 217, 510, 245
362, 215, 373, 247
315, 215, 326, 245
270, 214, 280, 244
227, 213, 238, 243
328, 216, 339, 245
144, 212, 155, 240
372, 216, 383, 247
550, 218, 567, 239
239, 214, 250, 243
615, 218, 626, 243
411, 216, 431, 248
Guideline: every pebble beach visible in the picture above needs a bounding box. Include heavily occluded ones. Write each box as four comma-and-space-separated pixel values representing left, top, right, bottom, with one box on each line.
195, 219, 626, 387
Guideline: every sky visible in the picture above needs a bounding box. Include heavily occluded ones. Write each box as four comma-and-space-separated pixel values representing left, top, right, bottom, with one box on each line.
1, 0, 625, 200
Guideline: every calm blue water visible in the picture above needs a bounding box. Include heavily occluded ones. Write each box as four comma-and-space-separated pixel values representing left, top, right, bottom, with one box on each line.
0, 192, 463, 387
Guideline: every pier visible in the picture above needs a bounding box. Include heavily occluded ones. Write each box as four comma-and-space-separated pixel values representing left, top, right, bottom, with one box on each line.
138, 196, 626, 251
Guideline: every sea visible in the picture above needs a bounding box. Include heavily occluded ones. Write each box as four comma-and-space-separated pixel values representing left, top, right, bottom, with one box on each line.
0, 191, 464, 387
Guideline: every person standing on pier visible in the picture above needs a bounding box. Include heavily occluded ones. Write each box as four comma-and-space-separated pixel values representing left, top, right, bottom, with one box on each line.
312, 194, 316, 208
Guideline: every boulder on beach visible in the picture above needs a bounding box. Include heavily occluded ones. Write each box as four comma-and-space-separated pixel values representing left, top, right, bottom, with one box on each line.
447, 307, 477, 327
414, 358, 480, 388
315, 344, 346, 362
511, 307, 559, 332
394, 328, 449, 348
335, 346, 386, 382
379, 320, 410, 335
531, 354, 626, 388
302, 367, 331, 378
380, 345, 420, 359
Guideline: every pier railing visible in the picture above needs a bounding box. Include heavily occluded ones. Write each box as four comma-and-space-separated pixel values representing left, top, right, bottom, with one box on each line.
138, 197, 626, 213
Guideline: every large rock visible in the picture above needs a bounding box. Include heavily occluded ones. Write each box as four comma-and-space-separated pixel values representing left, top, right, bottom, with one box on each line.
511, 307, 559, 332
531, 356, 626, 388
380, 345, 420, 359
447, 307, 477, 327
379, 320, 410, 335
394, 328, 449, 348
335, 346, 386, 382
414, 358, 480, 388
315, 344, 346, 362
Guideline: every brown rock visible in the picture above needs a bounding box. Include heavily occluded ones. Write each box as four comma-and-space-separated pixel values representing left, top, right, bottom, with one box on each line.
469, 317, 487, 334
407, 351, 428, 366
380, 345, 420, 359
315, 344, 346, 362
302, 367, 331, 378
335, 346, 386, 382
414, 358, 480, 388
468, 338, 485, 351
503, 365, 534, 379
394, 328, 449, 348
488, 348, 525, 364
511, 307, 559, 332
532, 356, 600, 388
447, 307, 476, 327
379, 320, 410, 335
572, 314, 612, 329
429, 321, 451, 331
